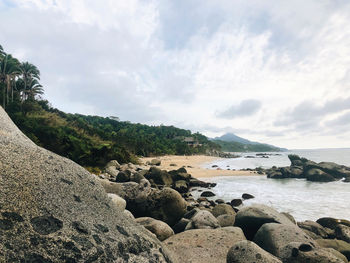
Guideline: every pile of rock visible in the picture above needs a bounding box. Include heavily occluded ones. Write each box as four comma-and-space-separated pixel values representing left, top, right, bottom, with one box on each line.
0, 107, 175, 262
266, 154, 350, 182
1, 105, 350, 262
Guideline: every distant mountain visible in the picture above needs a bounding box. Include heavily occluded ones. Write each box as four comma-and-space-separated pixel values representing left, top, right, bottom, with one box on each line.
212, 133, 286, 152
214, 133, 257, 144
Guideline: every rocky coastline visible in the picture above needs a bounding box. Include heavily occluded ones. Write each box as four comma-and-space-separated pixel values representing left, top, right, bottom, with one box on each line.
1, 106, 350, 263
265, 154, 350, 182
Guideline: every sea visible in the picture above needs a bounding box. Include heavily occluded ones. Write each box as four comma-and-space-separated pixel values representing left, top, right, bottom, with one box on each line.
194, 148, 350, 222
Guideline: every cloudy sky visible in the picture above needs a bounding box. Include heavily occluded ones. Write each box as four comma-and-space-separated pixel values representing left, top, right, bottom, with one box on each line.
1, 0, 350, 149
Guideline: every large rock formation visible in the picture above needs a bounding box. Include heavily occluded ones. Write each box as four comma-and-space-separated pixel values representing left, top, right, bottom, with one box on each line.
0, 107, 175, 262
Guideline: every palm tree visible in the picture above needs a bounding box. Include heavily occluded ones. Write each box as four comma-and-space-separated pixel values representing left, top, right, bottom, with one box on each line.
0, 54, 20, 108
19, 62, 40, 101
24, 78, 43, 101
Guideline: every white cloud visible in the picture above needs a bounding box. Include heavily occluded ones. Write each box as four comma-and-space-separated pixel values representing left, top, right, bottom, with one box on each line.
1, 0, 350, 149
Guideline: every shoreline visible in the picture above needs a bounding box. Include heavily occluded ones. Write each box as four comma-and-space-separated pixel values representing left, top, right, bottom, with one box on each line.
140, 155, 258, 178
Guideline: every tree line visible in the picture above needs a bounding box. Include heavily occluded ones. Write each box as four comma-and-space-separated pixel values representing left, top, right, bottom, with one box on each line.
0, 44, 220, 170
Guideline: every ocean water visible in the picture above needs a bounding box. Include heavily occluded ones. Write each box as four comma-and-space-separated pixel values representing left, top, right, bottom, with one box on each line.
196, 148, 350, 222
203, 148, 350, 170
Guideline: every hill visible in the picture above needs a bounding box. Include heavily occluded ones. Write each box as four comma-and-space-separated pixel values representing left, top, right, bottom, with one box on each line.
212, 133, 285, 152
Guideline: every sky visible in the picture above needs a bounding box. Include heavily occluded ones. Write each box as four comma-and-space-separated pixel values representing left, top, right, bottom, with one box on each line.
1, 0, 350, 149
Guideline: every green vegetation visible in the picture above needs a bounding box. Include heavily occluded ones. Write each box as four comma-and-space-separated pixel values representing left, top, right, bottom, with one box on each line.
0, 45, 220, 168
213, 139, 282, 152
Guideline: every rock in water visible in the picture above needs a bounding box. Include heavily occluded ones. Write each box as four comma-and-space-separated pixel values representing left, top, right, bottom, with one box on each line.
0, 107, 175, 262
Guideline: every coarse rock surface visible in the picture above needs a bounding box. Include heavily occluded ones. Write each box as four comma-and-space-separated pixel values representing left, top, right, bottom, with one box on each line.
127, 187, 187, 226
234, 204, 295, 240
98, 178, 152, 204
316, 239, 350, 260
135, 217, 174, 241
306, 168, 336, 182
317, 217, 350, 229
217, 214, 235, 227
278, 242, 347, 263
211, 204, 236, 218
226, 240, 282, 263
298, 220, 330, 239
0, 107, 175, 262
107, 193, 126, 211
253, 223, 316, 257
164, 227, 246, 263
335, 224, 350, 243
185, 210, 220, 230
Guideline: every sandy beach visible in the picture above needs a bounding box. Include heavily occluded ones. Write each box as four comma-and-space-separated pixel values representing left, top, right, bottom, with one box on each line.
141, 155, 256, 178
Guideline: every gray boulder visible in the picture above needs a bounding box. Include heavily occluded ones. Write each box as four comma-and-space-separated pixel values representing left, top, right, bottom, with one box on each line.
186, 210, 220, 230
211, 204, 236, 218
298, 220, 329, 239
253, 223, 316, 257
129, 187, 187, 226
105, 165, 119, 178
145, 167, 173, 186
98, 178, 151, 204
136, 217, 174, 241
107, 193, 126, 211
227, 240, 282, 263
278, 242, 347, 263
164, 227, 246, 263
234, 204, 295, 240
105, 159, 120, 169
217, 214, 235, 227
0, 107, 175, 262
316, 239, 350, 261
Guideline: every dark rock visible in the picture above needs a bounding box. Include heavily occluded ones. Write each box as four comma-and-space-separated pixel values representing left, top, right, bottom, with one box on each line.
317, 217, 350, 230
129, 187, 187, 226
335, 224, 350, 243
145, 167, 173, 186
150, 159, 161, 166
242, 193, 254, 200
115, 171, 130, 182
306, 168, 336, 182
172, 218, 190, 234
230, 199, 243, 207
234, 204, 295, 240
174, 180, 188, 193
0, 107, 174, 262
183, 208, 199, 219
30, 216, 63, 235
215, 199, 225, 204
267, 171, 284, 179
189, 178, 213, 188
227, 240, 282, 263
200, 191, 215, 197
